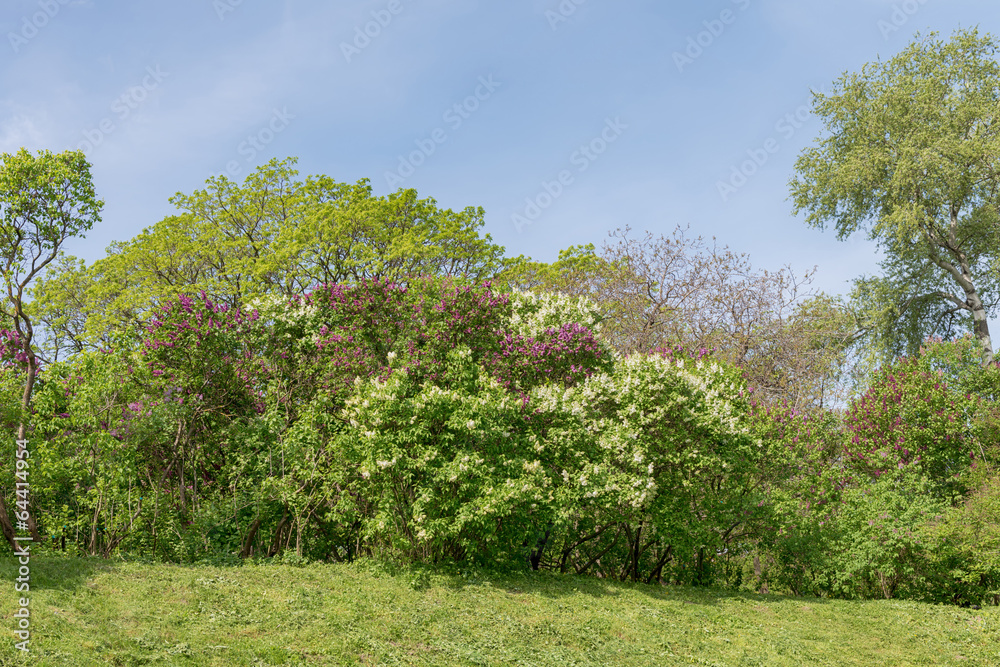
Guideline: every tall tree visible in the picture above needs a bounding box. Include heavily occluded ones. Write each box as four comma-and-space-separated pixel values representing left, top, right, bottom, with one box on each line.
790, 28, 1000, 366
170, 158, 302, 302
0, 148, 102, 550
31, 158, 513, 354
275, 175, 508, 289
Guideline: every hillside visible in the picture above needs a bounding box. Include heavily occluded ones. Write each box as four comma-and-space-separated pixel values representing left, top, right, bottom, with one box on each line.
0, 557, 996, 666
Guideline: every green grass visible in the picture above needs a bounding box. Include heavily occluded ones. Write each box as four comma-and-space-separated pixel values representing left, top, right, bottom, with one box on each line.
0, 557, 996, 666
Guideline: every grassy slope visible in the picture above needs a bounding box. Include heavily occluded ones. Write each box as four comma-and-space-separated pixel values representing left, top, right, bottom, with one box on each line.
0, 557, 996, 666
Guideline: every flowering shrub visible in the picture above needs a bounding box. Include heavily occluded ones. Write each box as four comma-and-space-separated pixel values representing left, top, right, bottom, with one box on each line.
261, 278, 609, 401
326, 343, 771, 577
202, 279, 610, 566
743, 337, 1000, 601
21, 278, 998, 604
845, 352, 978, 499
264, 278, 509, 395
506, 290, 604, 339
142, 291, 267, 415
819, 337, 1000, 602
25, 348, 150, 558
0, 328, 27, 368
739, 401, 846, 596
138, 291, 277, 559
485, 323, 610, 394
0, 329, 28, 433
334, 350, 561, 565
524, 350, 767, 582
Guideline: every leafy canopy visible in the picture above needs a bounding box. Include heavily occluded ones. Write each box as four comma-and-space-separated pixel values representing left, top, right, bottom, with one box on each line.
791, 28, 1000, 365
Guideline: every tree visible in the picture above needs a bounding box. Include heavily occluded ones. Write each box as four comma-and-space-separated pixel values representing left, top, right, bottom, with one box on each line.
29, 216, 209, 359
790, 28, 1000, 366
170, 158, 302, 302
272, 175, 509, 289
496, 243, 614, 300
512, 226, 856, 409
0, 148, 102, 550
30, 158, 513, 355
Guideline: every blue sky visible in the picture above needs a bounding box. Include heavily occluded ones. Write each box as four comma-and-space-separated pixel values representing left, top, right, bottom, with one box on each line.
1, 0, 996, 320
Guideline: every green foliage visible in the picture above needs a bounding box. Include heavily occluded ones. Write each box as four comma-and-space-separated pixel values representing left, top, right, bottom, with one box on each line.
740, 337, 1000, 604
924, 471, 1000, 604
0, 147, 103, 395
741, 402, 845, 597
259, 279, 611, 567
32, 158, 512, 355
335, 353, 557, 566
576, 352, 762, 543
23, 346, 146, 557
9, 141, 1000, 612
523, 350, 774, 584
274, 173, 509, 288
845, 357, 976, 502
0, 148, 102, 287
19, 268, 1000, 608
791, 28, 1000, 365
828, 471, 946, 601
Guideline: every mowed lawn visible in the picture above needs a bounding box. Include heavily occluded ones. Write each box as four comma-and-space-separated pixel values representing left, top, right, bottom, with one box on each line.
0, 557, 997, 666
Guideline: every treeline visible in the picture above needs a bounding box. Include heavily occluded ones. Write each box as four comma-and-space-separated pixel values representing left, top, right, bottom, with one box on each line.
0, 154, 998, 606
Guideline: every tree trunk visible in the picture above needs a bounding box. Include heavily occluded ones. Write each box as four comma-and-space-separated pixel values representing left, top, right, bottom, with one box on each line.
529, 525, 552, 571
559, 523, 612, 573
630, 522, 644, 582
240, 515, 263, 558
0, 496, 18, 552
88, 490, 103, 555
576, 526, 622, 576
178, 436, 187, 517
969, 295, 994, 365
26, 510, 43, 543
16, 349, 36, 445
268, 508, 290, 557
0, 347, 43, 549
645, 545, 673, 584
929, 232, 994, 365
